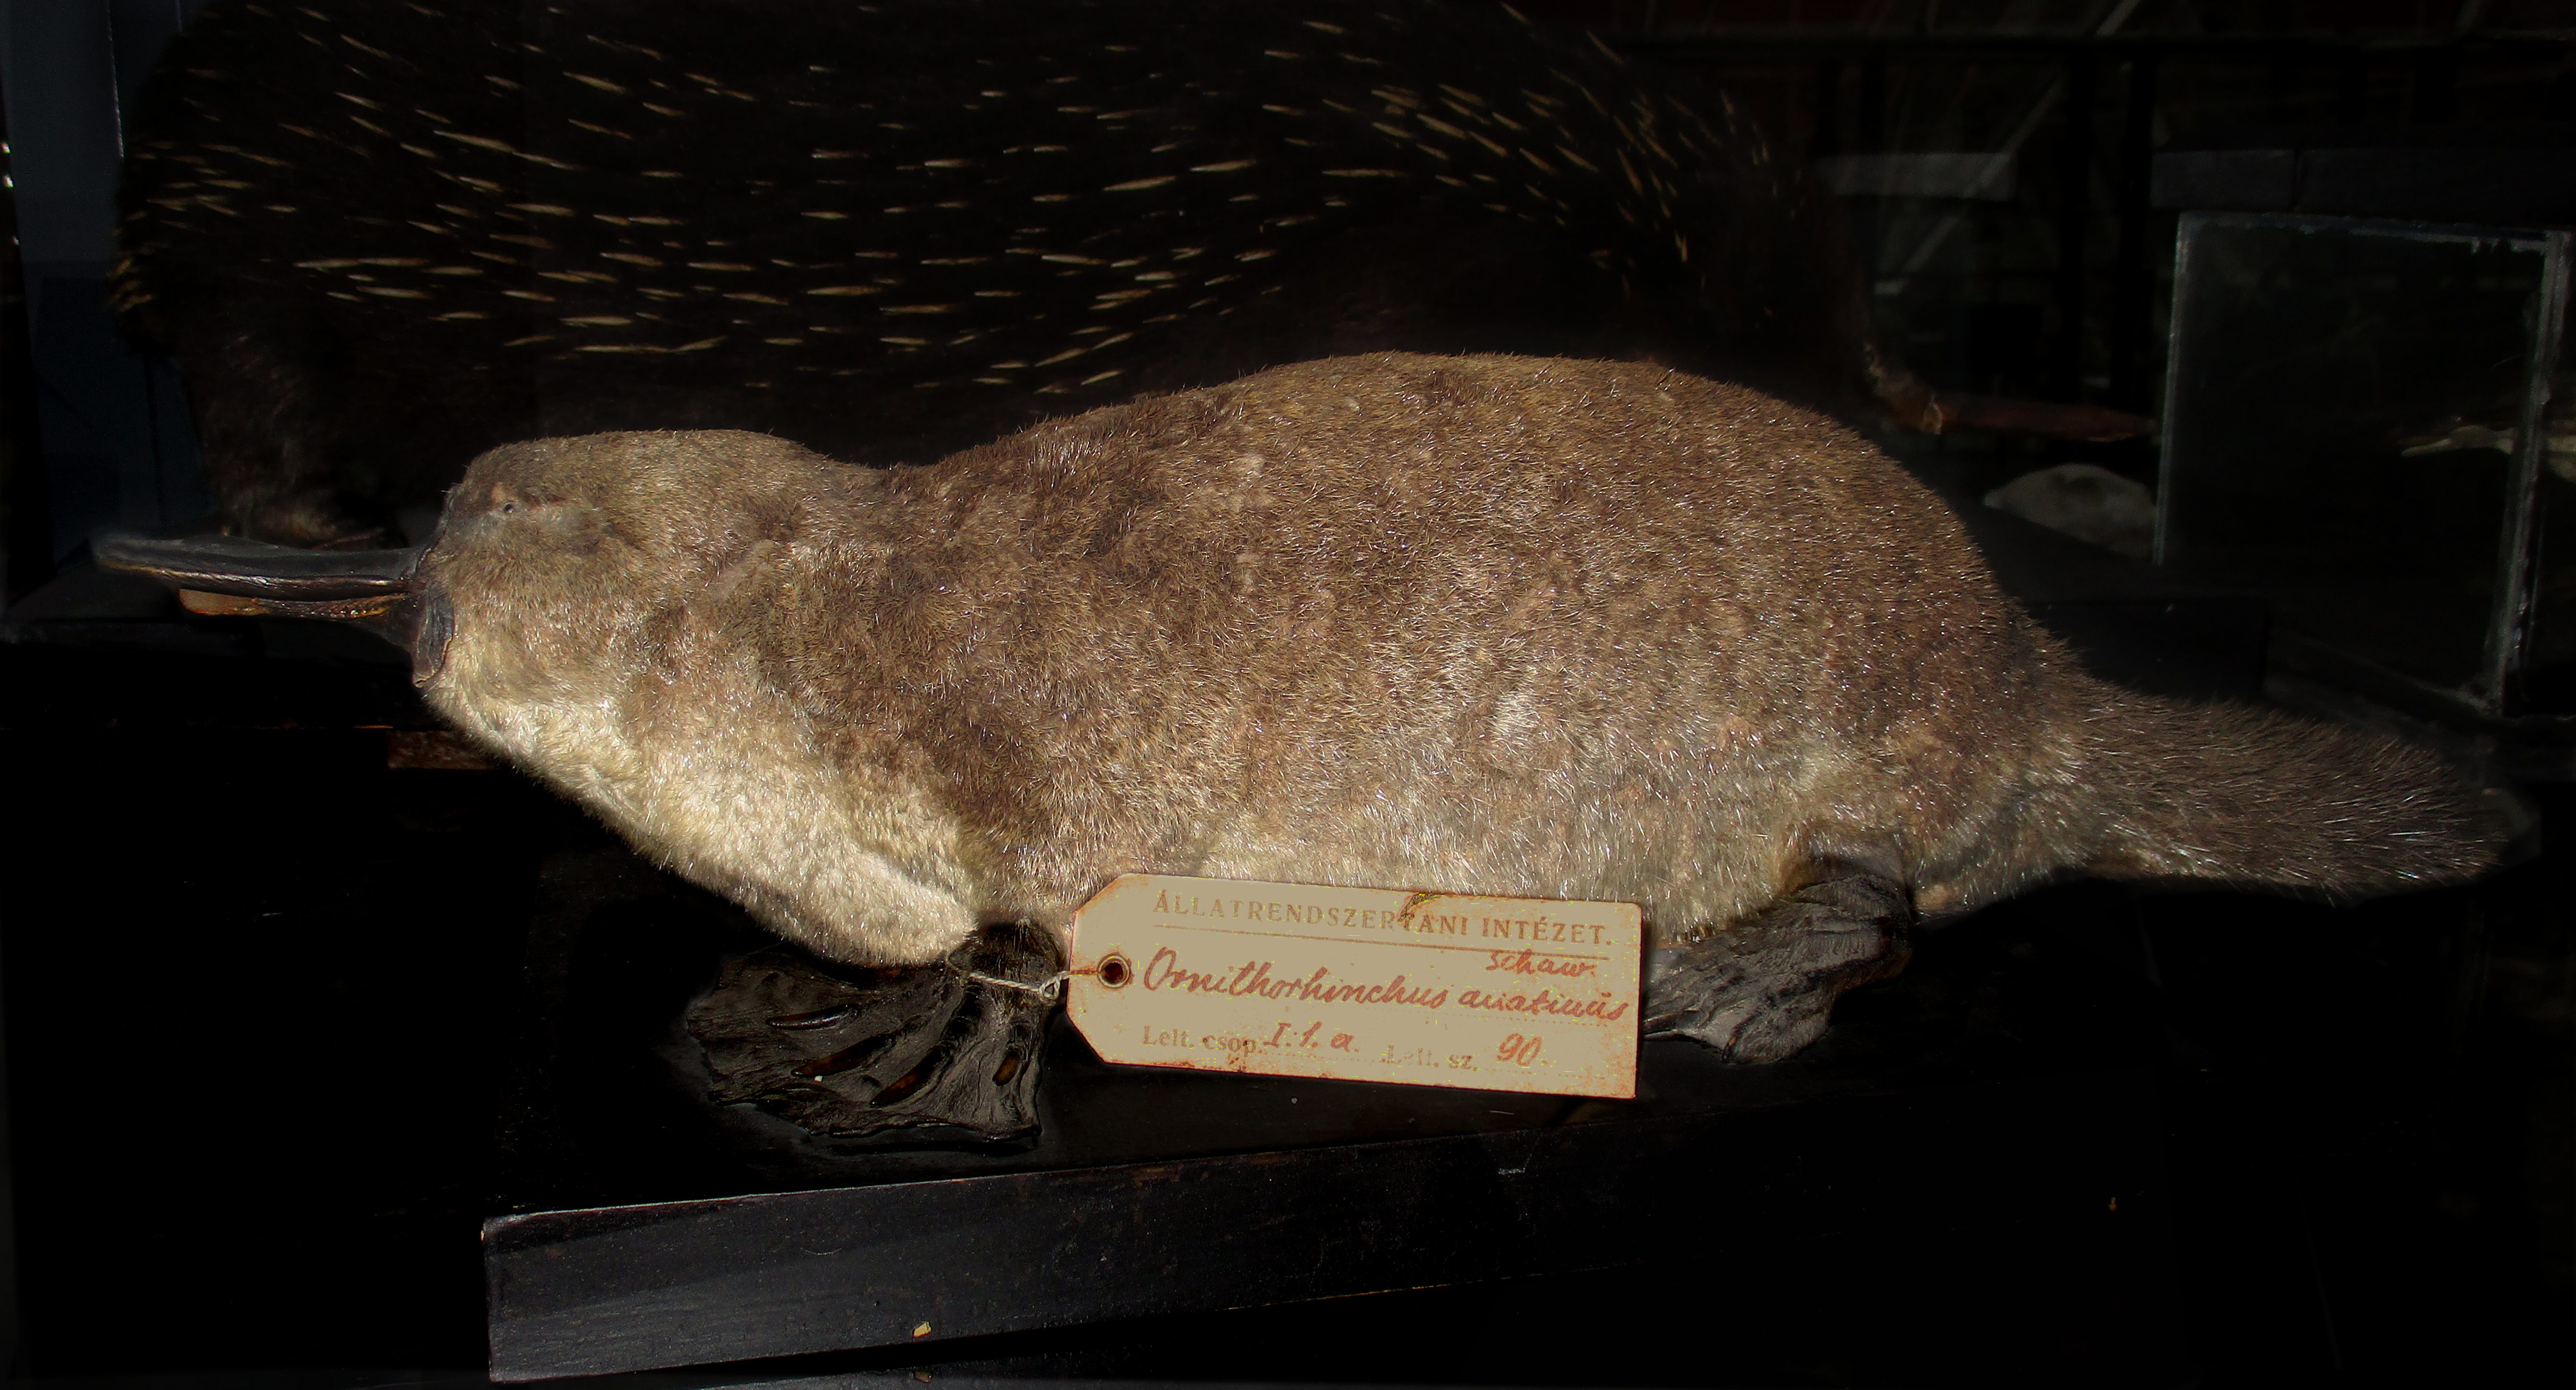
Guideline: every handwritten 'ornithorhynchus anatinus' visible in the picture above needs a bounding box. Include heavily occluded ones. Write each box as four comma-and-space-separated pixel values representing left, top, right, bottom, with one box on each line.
104, 354, 2503, 1133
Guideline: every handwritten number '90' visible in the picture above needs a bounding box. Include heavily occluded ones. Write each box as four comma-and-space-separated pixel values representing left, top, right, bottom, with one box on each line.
1497, 1033, 1543, 1065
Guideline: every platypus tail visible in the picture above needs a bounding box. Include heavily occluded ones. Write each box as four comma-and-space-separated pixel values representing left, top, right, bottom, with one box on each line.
2066, 690, 2507, 897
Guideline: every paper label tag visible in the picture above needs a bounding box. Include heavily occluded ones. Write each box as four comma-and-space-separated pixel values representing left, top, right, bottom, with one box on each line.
1066, 874, 1641, 1098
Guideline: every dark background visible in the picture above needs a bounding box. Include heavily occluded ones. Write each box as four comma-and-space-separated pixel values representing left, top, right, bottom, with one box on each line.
2, 3, 2571, 1387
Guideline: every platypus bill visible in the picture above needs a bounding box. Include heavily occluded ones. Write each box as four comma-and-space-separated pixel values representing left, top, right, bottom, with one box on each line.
100, 354, 2506, 1142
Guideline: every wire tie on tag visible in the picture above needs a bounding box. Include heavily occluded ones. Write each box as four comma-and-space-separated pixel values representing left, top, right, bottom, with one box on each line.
961, 968, 1072, 1001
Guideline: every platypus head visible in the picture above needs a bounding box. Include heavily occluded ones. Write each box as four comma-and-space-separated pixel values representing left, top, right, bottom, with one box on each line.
97, 429, 850, 691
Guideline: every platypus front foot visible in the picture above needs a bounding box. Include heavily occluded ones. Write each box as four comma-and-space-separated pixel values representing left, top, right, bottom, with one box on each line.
685, 921, 1062, 1145
1641, 867, 1913, 1063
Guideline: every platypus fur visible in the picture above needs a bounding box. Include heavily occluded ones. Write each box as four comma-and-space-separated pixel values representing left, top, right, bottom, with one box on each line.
103, 354, 2502, 1130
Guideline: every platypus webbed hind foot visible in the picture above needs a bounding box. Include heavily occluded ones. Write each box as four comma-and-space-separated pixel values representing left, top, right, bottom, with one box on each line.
686, 922, 1060, 1145
1642, 866, 1914, 1064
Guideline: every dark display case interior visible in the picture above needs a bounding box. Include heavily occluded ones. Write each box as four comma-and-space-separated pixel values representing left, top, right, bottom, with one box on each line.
5, 4, 2574, 1389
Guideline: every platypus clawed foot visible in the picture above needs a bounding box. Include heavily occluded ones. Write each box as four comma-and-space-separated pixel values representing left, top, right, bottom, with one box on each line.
1641, 866, 1913, 1064
685, 922, 1062, 1146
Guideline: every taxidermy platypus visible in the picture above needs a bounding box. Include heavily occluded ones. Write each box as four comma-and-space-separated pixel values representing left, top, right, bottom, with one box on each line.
116, 0, 2143, 546
103, 355, 2497, 1138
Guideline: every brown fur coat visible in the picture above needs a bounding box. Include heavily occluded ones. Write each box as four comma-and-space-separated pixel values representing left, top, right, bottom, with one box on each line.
419, 354, 2498, 965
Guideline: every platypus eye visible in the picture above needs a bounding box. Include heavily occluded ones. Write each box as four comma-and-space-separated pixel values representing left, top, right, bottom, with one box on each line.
499, 501, 517, 514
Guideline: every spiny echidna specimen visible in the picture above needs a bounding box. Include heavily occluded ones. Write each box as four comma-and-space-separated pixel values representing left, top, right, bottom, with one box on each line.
118, 0, 1893, 543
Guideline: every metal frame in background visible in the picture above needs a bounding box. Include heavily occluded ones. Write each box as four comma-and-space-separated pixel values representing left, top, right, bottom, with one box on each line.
2156, 209, 2573, 722
1613, 22, 2576, 427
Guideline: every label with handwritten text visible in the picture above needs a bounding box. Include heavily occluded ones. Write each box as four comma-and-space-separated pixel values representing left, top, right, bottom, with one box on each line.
1065, 874, 1641, 1098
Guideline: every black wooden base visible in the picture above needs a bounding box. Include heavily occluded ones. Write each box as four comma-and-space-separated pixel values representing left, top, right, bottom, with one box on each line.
482, 844, 2184, 1381
487, 1058, 2182, 1381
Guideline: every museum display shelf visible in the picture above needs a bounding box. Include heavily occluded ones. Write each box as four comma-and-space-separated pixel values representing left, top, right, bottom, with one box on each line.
481, 850, 2184, 1379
